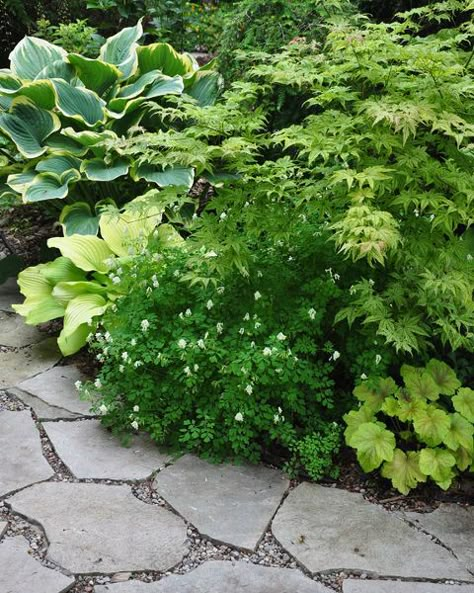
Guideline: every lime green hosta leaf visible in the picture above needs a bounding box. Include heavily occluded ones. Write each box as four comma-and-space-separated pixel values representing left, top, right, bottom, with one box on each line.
82, 157, 129, 182
9, 36, 67, 80
40, 257, 85, 284
0, 72, 22, 94
419, 447, 456, 489
60, 202, 100, 236
452, 446, 473, 472
426, 359, 461, 396
53, 280, 108, 304
137, 43, 195, 77
353, 377, 396, 413
62, 293, 108, 337
24, 170, 80, 203
53, 79, 106, 127
185, 70, 222, 107
344, 404, 375, 445
154, 223, 184, 248
452, 388, 474, 423
67, 54, 121, 96
14, 293, 65, 325
413, 407, 450, 447
100, 20, 143, 79
58, 322, 91, 356
36, 154, 81, 176
350, 422, 395, 472
99, 199, 162, 257
135, 164, 194, 190
48, 235, 114, 273
401, 364, 440, 401
0, 97, 60, 158
381, 450, 426, 495
443, 413, 474, 452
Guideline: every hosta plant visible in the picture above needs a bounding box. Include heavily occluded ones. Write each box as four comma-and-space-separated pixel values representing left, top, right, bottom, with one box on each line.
0, 20, 221, 233
12, 197, 172, 355
344, 360, 474, 494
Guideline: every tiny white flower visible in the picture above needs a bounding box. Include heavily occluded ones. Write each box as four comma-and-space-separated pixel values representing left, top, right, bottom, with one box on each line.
152, 275, 159, 288
375, 354, 382, 365
179, 312, 185, 320
332, 350, 341, 361
244, 201, 250, 207
241, 366, 248, 375
216, 322, 224, 334
361, 373, 368, 380
234, 412, 244, 422
467, 254, 473, 261
243, 312, 250, 321
368, 279, 375, 287
173, 270, 180, 278
116, 267, 123, 275
204, 250, 218, 258
334, 273, 341, 281
122, 351, 129, 361
245, 384, 253, 395
119, 365, 125, 373
429, 213, 435, 222
104, 331, 112, 342
112, 276, 121, 285
217, 286, 225, 295
255, 322, 261, 329
185, 308, 192, 317
206, 299, 214, 310
130, 338, 137, 347
239, 327, 245, 335
141, 319, 150, 332
257, 270, 263, 278
131, 420, 139, 430
86, 332, 94, 343
197, 339, 206, 349
193, 364, 199, 372
277, 332, 287, 341
184, 366, 192, 376
278, 407, 283, 414
94, 378, 102, 389
99, 404, 108, 415
74, 380, 82, 391
275, 368, 282, 374
178, 338, 187, 349
308, 307, 317, 320
273, 414, 280, 424
134, 360, 143, 368
220, 212, 227, 220
349, 285, 357, 295
254, 291, 262, 301
263, 347, 272, 356
250, 341, 256, 348
133, 405, 140, 412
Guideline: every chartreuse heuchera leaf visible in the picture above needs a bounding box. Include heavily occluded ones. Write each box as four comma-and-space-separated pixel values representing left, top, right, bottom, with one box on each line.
452, 388, 474, 423
401, 364, 440, 401
350, 422, 395, 472
343, 404, 376, 444
413, 406, 450, 447
426, 359, 461, 395
353, 377, 396, 413
419, 448, 456, 490
381, 450, 426, 495
443, 413, 474, 452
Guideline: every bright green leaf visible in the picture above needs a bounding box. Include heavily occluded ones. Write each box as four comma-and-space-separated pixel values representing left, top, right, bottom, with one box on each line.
350, 422, 396, 472
381, 449, 426, 495
47, 235, 114, 273
452, 388, 474, 423
9, 36, 66, 80
426, 359, 461, 395
413, 407, 451, 447
99, 20, 143, 79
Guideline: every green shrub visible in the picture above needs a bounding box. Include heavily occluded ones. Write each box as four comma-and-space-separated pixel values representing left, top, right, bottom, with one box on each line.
344, 360, 474, 493
0, 21, 221, 233
34, 18, 104, 58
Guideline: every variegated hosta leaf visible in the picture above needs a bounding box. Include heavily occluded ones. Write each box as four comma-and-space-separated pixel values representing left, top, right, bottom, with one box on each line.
36, 154, 81, 176
48, 235, 114, 273
45, 132, 88, 156
60, 202, 100, 236
36, 59, 75, 82
0, 71, 22, 94
381, 449, 426, 495
0, 97, 60, 158
426, 359, 461, 395
137, 42, 196, 77
9, 36, 67, 80
350, 422, 396, 472
135, 164, 195, 190
419, 447, 456, 489
100, 20, 143, 79
108, 72, 184, 113
81, 157, 129, 182
185, 70, 223, 107
62, 127, 118, 148
67, 54, 121, 96
53, 79, 106, 127
7, 171, 36, 193
10, 80, 56, 110
452, 387, 474, 423
24, 170, 80, 203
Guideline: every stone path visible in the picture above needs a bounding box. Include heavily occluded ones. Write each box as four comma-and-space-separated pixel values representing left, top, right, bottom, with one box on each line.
0, 281, 473, 593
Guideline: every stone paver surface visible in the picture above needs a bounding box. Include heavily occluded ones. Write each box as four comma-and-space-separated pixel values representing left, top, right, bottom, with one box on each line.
0, 311, 43, 347
94, 561, 332, 593
0, 277, 22, 313
0, 522, 7, 538
15, 365, 93, 418
272, 483, 471, 580
0, 338, 61, 389
343, 581, 474, 593
405, 504, 474, 574
8, 482, 188, 574
43, 419, 171, 480
0, 536, 74, 593
153, 454, 289, 550
0, 410, 54, 496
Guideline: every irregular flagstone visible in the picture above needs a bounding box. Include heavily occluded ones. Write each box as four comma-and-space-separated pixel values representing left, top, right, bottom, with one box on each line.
0, 311, 44, 347
343, 581, 474, 593
0, 536, 74, 593
0, 410, 54, 497
43, 419, 171, 480
0, 338, 61, 389
6, 387, 80, 421
15, 366, 93, 419
8, 482, 188, 574
271, 483, 471, 580
0, 522, 7, 538
153, 455, 289, 550
94, 561, 332, 593
404, 505, 474, 575
0, 277, 22, 313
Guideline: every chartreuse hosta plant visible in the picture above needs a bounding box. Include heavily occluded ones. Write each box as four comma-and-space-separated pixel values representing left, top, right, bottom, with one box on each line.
345, 360, 474, 494
0, 20, 221, 233
12, 197, 179, 355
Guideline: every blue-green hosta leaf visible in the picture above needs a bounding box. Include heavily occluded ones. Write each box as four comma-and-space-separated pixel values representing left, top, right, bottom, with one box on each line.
185, 70, 222, 107
67, 54, 121, 96
146, 74, 184, 99
350, 422, 396, 472
36, 59, 75, 82
419, 447, 456, 489
62, 127, 117, 147
0, 97, 60, 158
9, 36, 67, 80
0, 95, 12, 110
0, 71, 22, 94
45, 132, 88, 156
24, 170, 80, 203
60, 202, 100, 236
135, 164, 194, 189
381, 450, 426, 495
108, 72, 184, 113
99, 20, 143, 79
426, 359, 461, 396
443, 413, 474, 452
7, 171, 36, 193
452, 388, 474, 423
48, 235, 114, 273
137, 43, 195, 77
117, 70, 168, 99
413, 406, 450, 447
53, 79, 106, 127
401, 364, 440, 401
81, 157, 129, 182
36, 154, 81, 176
